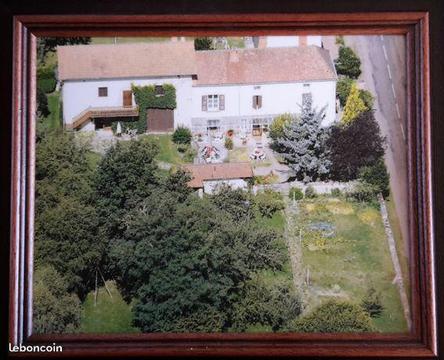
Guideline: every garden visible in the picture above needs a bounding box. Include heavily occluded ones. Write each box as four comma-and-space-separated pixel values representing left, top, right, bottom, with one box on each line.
292, 193, 407, 333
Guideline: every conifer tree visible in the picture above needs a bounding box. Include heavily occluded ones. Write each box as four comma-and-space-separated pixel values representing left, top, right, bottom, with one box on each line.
276, 95, 330, 182
342, 83, 367, 125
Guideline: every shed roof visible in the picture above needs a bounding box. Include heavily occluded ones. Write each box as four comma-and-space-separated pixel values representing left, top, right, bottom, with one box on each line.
183, 162, 254, 188
57, 41, 197, 81
194, 45, 337, 85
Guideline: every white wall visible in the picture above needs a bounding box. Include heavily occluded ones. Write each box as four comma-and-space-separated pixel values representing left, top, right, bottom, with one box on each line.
191, 80, 337, 127
62, 76, 194, 129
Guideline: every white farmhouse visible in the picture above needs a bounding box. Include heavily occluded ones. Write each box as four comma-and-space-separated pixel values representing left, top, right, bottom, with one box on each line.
57, 40, 337, 135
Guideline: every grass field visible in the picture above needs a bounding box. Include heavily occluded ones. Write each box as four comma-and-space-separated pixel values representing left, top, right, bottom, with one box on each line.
228, 147, 272, 167
295, 197, 408, 333
385, 194, 410, 300
144, 134, 185, 165
45, 92, 62, 130
80, 281, 139, 333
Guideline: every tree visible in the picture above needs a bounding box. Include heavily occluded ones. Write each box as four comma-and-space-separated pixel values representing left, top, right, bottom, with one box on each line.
327, 110, 385, 181
334, 46, 362, 79
276, 96, 331, 182
38, 37, 91, 63
287, 300, 374, 332
33, 265, 81, 334
94, 138, 160, 238
35, 131, 104, 299
358, 159, 390, 198
194, 37, 214, 50
231, 278, 302, 332
37, 87, 50, 118
342, 82, 367, 125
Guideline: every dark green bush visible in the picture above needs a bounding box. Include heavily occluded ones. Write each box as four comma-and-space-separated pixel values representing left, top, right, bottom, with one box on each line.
289, 187, 304, 201
358, 159, 390, 198
172, 126, 192, 145
305, 185, 317, 198
334, 46, 362, 79
349, 182, 379, 203
37, 66, 57, 94
194, 37, 214, 50
254, 189, 285, 218
287, 300, 374, 333
336, 77, 354, 107
183, 147, 197, 163
330, 188, 342, 197
361, 287, 384, 318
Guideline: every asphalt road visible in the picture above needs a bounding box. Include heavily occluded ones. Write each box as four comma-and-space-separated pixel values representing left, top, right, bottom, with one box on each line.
346, 35, 409, 256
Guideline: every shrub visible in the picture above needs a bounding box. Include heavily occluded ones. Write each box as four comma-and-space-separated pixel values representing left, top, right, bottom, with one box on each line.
269, 113, 293, 141
361, 287, 384, 318
254, 189, 285, 217
305, 185, 317, 198
335, 35, 345, 46
289, 187, 304, 201
334, 46, 362, 79
172, 126, 192, 145
37, 65, 57, 94
183, 147, 197, 163
194, 37, 214, 50
358, 159, 390, 198
37, 87, 50, 117
287, 300, 374, 332
336, 77, 354, 107
330, 188, 342, 197
349, 182, 379, 203
224, 137, 234, 150
359, 89, 374, 110
176, 143, 189, 153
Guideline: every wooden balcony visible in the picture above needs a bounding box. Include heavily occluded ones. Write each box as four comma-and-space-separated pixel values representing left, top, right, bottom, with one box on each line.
67, 106, 139, 130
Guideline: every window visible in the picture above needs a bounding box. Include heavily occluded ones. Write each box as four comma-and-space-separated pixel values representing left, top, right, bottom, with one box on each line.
303, 83, 311, 88
98, 87, 108, 97
202, 94, 225, 111
154, 85, 165, 96
252, 95, 262, 109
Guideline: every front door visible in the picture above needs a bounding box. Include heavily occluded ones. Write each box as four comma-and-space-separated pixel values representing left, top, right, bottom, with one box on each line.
123, 90, 132, 107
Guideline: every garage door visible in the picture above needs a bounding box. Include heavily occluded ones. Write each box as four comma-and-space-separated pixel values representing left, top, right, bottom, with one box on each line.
147, 109, 174, 132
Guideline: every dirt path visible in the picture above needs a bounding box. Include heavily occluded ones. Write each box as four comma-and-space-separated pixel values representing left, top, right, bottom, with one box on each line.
284, 200, 305, 293
378, 194, 412, 330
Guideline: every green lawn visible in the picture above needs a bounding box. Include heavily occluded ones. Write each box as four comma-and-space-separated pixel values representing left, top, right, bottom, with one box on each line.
144, 134, 186, 165
228, 147, 272, 167
295, 197, 408, 333
80, 281, 139, 333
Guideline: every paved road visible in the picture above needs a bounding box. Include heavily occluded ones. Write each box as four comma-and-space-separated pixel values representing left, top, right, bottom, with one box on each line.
346, 35, 410, 258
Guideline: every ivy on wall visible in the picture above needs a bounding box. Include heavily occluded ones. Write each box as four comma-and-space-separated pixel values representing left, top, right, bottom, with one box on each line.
131, 84, 177, 133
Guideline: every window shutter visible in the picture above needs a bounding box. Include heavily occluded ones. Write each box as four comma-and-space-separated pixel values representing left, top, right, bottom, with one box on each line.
202, 95, 208, 111
219, 94, 225, 110
252, 96, 256, 109
258, 95, 262, 109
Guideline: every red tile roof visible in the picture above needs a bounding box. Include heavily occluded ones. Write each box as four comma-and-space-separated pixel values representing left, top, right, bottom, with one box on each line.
58, 41, 197, 81
182, 162, 253, 188
195, 45, 337, 85
58, 42, 336, 84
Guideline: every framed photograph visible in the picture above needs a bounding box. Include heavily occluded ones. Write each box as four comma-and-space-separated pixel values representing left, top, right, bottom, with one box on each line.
3, 0, 442, 358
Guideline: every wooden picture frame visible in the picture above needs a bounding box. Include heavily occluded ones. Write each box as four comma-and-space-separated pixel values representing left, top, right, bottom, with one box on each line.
2, 1, 441, 358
